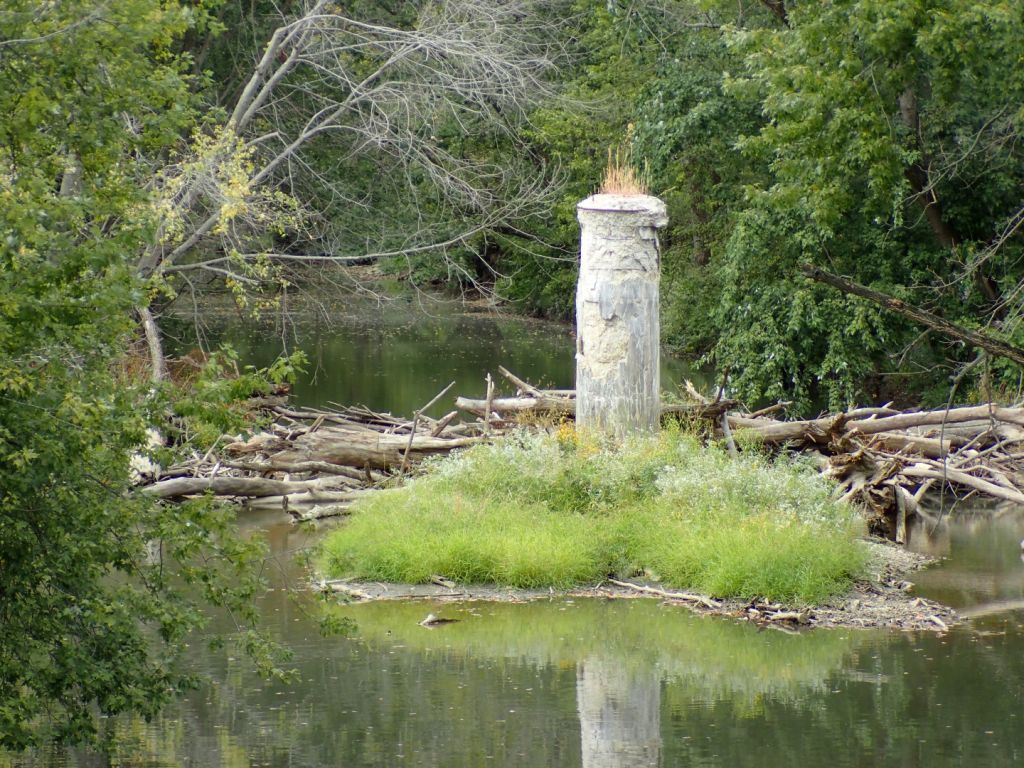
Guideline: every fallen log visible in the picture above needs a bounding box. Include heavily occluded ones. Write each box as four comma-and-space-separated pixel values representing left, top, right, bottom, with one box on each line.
606, 578, 721, 610
498, 365, 546, 397
142, 475, 355, 499
867, 431, 966, 459
271, 426, 488, 470
221, 459, 370, 481
724, 408, 1024, 453
663, 400, 739, 420
288, 503, 353, 521
848, 405, 1024, 435
455, 395, 575, 417
900, 464, 1024, 505
727, 414, 841, 444
244, 489, 369, 509
430, 410, 459, 437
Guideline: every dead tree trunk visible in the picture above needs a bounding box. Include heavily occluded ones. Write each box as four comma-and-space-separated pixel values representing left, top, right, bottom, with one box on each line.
137, 305, 168, 384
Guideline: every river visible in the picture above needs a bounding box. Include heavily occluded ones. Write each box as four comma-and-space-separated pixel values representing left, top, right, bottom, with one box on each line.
6, 294, 1024, 767
160, 288, 703, 414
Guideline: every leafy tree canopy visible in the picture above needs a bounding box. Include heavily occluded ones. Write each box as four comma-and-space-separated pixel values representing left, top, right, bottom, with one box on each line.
573, 0, 1024, 410
713, 0, 1024, 409
0, 1, 285, 748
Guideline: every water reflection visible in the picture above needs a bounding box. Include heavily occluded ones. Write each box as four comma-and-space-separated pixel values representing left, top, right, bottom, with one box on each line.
577, 659, 659, 768
341, 599, 870, 767
10, 513, 1024, 766
345, 598, 865, 707
912, 511, 1024, 616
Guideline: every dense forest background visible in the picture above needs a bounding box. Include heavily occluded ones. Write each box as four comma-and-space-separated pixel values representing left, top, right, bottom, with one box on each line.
483, 0, 1024, 413
6, 0, 1023, 409
3, 0, 1024, 747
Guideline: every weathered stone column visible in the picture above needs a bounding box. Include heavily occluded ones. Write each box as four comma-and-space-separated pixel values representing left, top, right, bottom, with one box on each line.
576, 194, 667, 438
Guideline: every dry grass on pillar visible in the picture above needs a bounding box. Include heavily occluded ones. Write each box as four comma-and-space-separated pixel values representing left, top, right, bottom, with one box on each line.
599, 144, 649, 196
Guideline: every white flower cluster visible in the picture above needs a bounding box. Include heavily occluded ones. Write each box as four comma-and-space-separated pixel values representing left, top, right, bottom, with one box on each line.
654, 450, 859, 533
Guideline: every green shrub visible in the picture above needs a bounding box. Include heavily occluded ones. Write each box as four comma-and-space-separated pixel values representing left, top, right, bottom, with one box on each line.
168, 346, 306, 448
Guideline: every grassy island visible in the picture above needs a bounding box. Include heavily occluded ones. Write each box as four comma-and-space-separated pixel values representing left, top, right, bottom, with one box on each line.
319, 428, 867, 604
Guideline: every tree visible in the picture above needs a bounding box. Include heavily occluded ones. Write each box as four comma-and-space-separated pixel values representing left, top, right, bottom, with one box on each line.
0, 1, 280, 748
632, 2, 773, 355
572, 0, 1024, 409
711, 0, 1024, 408
138, 0, 563, 371
0, 0, 572, 746
494, 0, 729, 320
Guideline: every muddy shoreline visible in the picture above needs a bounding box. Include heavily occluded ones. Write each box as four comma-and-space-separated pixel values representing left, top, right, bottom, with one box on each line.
319, 538, 958, 632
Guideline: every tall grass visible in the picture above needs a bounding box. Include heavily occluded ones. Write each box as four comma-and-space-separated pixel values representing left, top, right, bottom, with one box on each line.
318, 429, 867, 604
599, 128, 650, 196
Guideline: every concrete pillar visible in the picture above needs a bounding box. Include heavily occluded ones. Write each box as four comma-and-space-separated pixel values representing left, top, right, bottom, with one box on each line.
576, 194, 667, 438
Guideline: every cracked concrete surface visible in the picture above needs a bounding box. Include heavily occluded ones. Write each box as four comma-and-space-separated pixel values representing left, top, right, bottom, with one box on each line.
576, 194, 667, 439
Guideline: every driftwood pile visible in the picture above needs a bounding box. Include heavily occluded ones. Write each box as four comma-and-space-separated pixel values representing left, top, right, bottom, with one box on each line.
137, 365, 1024, 540
468, 376, 1024, 536
136, 367, 736, 523
140, 385, 495, 521
458, 374, 1024, 540
722, 403, 1024, 541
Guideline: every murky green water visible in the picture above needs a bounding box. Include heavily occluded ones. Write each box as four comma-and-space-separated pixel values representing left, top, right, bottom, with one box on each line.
11, 509, 1024, 768
162, 291, 704, 416
9, 300, 1024, 766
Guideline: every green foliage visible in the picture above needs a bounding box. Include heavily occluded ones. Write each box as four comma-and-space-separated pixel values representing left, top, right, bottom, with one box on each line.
499, 0, 1024, 409
168, 347, 306, 448
709, 0, 1024, 408
633, 22, 768, 355
492, 0, 670, 319
0, 325, 285, 749
0, 2, 287, 749
319, 430, 866, 603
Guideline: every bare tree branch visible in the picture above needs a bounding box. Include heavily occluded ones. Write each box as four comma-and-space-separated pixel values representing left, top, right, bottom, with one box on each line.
801, 264, 1024, 367
142, 0, 563, 290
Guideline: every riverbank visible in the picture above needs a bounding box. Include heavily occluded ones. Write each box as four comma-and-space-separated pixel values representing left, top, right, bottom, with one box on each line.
319, 538, 957, 632
132, 376, 960, 631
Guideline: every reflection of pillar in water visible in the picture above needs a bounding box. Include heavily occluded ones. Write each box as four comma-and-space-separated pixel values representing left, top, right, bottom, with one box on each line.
144, 538, 162, 566
577, 658, 661, 768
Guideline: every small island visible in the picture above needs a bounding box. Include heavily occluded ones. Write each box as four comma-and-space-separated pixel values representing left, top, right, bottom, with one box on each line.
315, 426, 955, 632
